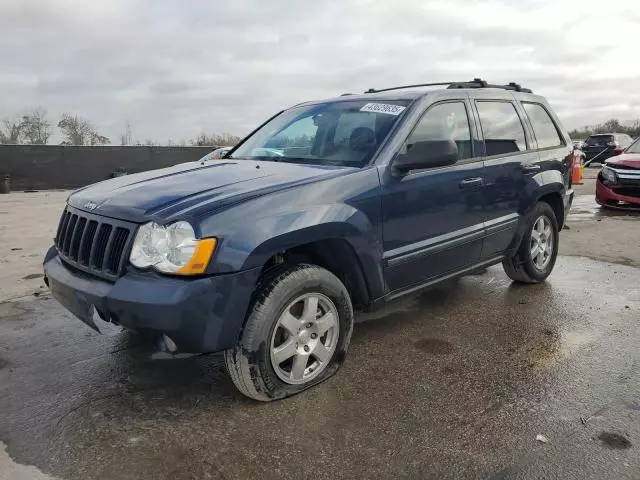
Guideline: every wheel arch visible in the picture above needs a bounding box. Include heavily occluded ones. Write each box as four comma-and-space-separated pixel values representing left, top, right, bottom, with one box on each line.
537, 190, 565, 229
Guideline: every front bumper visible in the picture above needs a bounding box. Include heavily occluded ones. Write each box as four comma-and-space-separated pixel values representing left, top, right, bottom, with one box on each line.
564, 188, 574, 226
43, 246, 261, 353
595, 180, 640, 210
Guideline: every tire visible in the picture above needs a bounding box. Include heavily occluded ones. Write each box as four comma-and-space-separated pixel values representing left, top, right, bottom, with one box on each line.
224, 264, 354, 401
502, 202, 559, 284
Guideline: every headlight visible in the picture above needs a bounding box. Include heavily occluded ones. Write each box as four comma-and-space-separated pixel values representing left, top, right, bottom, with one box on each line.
601, 166, 618, 184
129, 221, 216, 275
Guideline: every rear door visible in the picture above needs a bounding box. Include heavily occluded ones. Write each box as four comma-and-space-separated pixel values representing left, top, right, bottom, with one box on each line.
470, 93, 539, 258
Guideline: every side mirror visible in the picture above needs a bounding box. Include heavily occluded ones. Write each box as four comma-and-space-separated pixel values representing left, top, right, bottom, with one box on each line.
394, 139, 458, 172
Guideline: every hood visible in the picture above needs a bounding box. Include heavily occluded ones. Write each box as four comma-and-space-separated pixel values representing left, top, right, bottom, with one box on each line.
605, 153, 640, 169
68, 160, 353, 223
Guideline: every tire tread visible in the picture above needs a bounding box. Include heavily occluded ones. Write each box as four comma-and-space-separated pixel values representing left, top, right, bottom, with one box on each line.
502, 202, 559, 284
225, 263, 352, 401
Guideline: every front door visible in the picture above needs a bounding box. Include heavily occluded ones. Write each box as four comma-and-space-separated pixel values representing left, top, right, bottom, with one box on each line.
380, 100, 485, 293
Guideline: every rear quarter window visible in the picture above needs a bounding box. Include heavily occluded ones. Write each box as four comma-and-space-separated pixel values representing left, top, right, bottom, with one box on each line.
522, 103, 564, 149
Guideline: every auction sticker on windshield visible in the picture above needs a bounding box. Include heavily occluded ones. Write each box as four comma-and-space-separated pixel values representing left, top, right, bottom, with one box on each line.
360, 103, 406, 115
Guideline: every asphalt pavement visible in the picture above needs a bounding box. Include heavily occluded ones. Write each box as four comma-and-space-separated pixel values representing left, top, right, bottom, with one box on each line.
0, 182, 639, 479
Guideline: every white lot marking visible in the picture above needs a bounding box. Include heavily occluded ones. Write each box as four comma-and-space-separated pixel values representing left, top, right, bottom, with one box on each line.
0, 441, 61, 479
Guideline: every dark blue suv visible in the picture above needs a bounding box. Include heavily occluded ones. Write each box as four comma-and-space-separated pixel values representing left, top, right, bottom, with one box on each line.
44, 79, 574, 401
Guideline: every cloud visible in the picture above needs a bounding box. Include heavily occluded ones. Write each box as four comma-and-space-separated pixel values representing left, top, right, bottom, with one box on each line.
1, 0, 639, 143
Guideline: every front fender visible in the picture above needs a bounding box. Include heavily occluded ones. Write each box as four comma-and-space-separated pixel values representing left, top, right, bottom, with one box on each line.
222, 202, 377, 262
197, 166, 384, 297
205, 203, 384, 300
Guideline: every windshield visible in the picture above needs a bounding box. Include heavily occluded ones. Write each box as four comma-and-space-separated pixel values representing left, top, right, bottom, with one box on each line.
230, 100, 410, 167
626, 137, 640, 154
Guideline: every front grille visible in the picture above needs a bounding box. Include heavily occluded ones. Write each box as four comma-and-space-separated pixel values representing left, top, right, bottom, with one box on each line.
613, 186, 640, 199
55, 206, 135, 280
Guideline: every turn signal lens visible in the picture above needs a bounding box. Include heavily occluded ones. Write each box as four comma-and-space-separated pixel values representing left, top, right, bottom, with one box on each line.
176, 238, 217, 275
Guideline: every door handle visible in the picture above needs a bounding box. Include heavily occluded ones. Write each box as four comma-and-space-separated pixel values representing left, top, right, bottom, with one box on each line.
522, 164, 541, 173
459, 177, 483, 189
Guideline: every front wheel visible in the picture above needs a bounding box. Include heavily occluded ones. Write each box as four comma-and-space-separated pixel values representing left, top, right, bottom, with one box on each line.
224, 264, 354, 401
502, 202, 559, 283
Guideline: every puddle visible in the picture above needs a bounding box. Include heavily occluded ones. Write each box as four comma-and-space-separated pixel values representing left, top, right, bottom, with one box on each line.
525, 328, 595, 370
598, 431, 632, 449
22, 274, 42, 280
0, 302, 26, 318
414, 338, 454, 354
568, 195, 640, 221
560, 330, 594, 354
0, 442, 60, 479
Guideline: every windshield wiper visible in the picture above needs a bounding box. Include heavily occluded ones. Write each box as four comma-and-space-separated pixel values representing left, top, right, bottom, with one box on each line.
274, 157, 322, 164
275, 157, 347, 166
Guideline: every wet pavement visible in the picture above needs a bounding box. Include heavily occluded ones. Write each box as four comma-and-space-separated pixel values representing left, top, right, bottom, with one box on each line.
1, 254, 639, 479
560, 193, 640, 269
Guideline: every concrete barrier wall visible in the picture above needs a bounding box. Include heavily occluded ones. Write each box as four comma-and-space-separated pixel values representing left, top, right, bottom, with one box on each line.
0, 145, 216, 191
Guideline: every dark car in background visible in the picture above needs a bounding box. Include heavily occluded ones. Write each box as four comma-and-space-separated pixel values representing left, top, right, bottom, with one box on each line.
596, 136, 640, 209
583, 133, 633, 166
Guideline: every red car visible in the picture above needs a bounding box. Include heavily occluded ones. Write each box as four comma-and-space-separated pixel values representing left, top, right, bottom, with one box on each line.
596, 137, 640, 210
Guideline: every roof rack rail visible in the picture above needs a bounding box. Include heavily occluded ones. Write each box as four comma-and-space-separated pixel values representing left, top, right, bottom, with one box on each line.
447, 78, 533, 93
364, 78, 532, 94
364, 82, 457, 94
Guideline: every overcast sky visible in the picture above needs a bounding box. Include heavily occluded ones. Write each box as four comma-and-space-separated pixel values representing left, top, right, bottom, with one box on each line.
1, 0, 639, 144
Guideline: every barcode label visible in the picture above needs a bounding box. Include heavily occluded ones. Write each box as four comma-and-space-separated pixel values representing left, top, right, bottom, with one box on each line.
360, 103, 406, 116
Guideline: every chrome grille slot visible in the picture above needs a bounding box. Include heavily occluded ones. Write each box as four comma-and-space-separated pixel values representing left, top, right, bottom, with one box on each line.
54, 206, 136, 280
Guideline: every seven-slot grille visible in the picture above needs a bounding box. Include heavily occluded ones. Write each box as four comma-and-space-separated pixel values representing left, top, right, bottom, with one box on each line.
55, 206, 136, 280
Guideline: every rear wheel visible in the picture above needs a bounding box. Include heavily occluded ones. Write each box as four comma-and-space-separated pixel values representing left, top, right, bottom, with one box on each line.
502, 202, 559, 283
224, 264, 353, 401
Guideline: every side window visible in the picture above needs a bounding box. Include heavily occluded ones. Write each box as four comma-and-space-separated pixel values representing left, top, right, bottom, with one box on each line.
403, 102, 473, 161
522, 103, 564, 149
476, 101, 527, 156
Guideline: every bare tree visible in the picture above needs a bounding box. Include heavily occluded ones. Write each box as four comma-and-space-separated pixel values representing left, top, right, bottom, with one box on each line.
58, 113, 110, 145
191, 132, 241, 146
89, 132, 110, 145
20, 108, 51, 144
0, 117, 24, 144
58, 113, 89, 145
